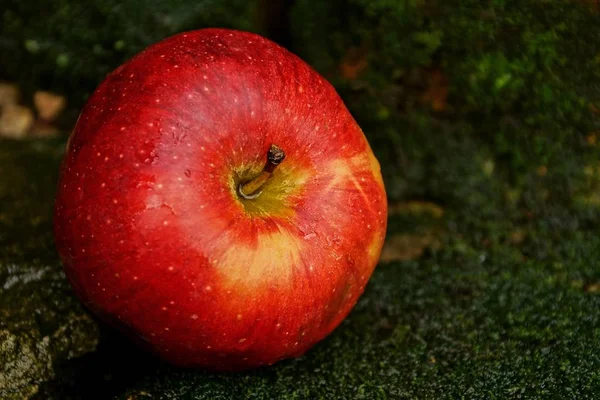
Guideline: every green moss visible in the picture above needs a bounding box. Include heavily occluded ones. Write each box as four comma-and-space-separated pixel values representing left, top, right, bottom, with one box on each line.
292, 0, 600, 202
0, 0, 260, 111
1, 0, 600, 398
112, 235, 600, 399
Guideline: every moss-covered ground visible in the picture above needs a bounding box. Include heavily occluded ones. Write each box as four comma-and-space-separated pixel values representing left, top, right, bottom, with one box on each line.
1, 0, 600, 398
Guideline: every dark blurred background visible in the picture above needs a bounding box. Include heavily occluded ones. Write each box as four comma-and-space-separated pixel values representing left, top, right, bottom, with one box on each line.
1, 1, 600, 399
1, 0, 600, 203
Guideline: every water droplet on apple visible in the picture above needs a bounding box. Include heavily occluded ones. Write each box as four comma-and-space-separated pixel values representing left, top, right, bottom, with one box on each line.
145, 194, 161, 209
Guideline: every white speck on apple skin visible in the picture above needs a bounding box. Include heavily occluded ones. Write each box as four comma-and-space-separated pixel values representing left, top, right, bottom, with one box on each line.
191, 314, 198, 320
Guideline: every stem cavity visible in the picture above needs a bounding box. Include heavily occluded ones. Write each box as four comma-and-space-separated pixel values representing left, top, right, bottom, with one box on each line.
238, 144, 286, 200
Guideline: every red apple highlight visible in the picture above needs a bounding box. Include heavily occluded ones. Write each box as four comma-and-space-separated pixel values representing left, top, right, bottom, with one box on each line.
54, 28, 387, 371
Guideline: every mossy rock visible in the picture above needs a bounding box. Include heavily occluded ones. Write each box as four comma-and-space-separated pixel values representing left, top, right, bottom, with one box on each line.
0, 140, 99, 399
1, 137, 599, 399
2, 0, 600, 398
292, 0, 600, 203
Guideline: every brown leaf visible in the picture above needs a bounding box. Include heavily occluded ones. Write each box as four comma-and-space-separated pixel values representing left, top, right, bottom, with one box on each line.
536, 165, 548, 176
0, 82, 20, 107
34, 91, 66, 121
509, 229, 526, 244
0, 104, 34, 139
340, 47, 369, 80
380, 233, 441, 263
388, 201, 444, 218
420, 68, 448, 111
585, 282, 600, 293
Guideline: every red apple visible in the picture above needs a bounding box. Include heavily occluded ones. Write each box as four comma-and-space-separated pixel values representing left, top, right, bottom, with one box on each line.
53, 28, 387, 371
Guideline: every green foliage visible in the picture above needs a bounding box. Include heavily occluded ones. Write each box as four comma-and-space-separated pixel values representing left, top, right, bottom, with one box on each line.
292, 0, 600, 203
1, 0, 259, 104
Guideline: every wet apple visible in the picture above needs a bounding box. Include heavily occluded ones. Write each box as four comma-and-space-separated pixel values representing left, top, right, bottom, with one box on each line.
54, 28, 387, 371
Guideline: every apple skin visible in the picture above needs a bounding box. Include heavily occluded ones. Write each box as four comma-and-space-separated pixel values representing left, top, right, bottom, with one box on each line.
54, 28, 387, 371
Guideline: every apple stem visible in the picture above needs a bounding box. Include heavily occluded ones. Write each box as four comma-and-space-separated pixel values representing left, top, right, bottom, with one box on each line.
238, 144, 286, 199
